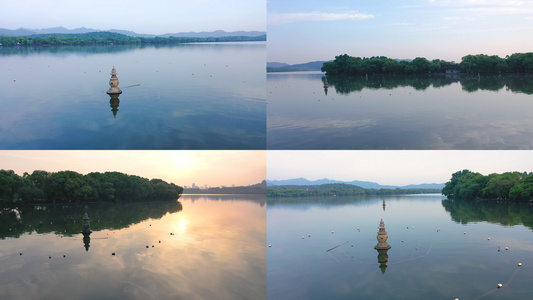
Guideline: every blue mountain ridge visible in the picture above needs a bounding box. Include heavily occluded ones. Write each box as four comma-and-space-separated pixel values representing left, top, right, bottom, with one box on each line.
0, 27, 265, 38
267, 178, 444, 190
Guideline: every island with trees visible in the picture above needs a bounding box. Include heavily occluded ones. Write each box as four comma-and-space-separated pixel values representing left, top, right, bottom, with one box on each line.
442, 170, 533, 201
268, 183, 440, 198
321, 52, 533, 75
0, 31, 266, 47
0, 169, 183, 205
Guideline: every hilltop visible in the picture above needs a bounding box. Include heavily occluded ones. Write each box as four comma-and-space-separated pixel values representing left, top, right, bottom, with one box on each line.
267, 177, 444, 190
0, 27, 266, 38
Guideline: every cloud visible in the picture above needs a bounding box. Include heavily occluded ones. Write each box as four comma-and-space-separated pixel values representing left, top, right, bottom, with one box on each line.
268, 11, 374, 25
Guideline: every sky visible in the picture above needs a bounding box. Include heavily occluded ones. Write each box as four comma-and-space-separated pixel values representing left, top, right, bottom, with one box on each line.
0, 151, 266, 188
0, 0, 266, 34
268, 0, 533, 64
267, 151, 533, 186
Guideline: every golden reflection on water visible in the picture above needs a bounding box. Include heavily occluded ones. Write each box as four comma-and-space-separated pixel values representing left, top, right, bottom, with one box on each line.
0, 195, 266, 300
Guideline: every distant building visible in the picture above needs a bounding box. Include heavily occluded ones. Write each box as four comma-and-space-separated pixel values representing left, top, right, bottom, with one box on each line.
443, 65, 460, 74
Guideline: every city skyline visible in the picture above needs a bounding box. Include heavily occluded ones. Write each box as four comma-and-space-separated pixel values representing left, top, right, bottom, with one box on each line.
268, 0, 533, 64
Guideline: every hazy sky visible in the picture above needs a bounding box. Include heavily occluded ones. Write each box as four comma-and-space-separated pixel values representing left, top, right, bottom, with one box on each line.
0, 0, 266, 34
268, 0, 533, 64
268, 151, 533, 186
0, 151, 266, 188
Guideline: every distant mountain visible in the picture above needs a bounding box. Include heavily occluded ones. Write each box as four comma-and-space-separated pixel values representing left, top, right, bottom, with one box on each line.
0, 28, 37, 37
267, 61, 329, 72
22, 26, 99, 34
267, 62, 290, 68
267, 178, 444, 190
158, 30, 265, 38
108, 29, 156, 38
0, 27, 265, 38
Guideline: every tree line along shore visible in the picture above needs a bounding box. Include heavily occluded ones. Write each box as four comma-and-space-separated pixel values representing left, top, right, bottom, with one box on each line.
442, 170, 533, 201
0, 31, 266, 47
0, 169, 183, 205
321, 52, 533, 75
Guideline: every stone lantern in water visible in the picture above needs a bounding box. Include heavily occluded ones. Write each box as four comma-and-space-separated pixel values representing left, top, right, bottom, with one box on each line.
375, 218, 391, 250
107, 66, 122, 95
375, 218, 391, 274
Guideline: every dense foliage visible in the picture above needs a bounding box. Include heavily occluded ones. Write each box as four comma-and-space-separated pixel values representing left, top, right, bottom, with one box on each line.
321, 55, 457, 75
0, 32, 266, 46
442, 170, 533, 201
267, 183, 440, 197
322, 53, 533, 75
0, 169, 183, 205
184, 180, 266, 194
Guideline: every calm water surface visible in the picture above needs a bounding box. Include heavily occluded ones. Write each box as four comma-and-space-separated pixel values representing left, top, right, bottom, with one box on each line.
0, 195, 266, 300
267, 194, 533, 299
0, 43, 266, 149
267, 72, 533, 149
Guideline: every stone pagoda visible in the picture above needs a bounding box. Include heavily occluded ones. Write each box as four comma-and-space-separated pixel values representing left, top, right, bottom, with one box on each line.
374, 218, 391, 250
106, 66, 122, 95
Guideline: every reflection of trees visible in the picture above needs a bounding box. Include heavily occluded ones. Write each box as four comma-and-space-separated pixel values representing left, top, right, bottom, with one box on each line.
0, 200, 182, 239
460, 75, 533, 94
324, 74, 533, 95
324, 75, 458, 95
441, 199, 533, 230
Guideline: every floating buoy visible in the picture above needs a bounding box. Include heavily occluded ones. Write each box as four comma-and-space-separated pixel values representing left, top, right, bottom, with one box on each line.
412, 227, 415, 229
505, 247, 509, 250
331, 231, 334, 234
302, 236, 305, 239
518, 263, 522, 266
269, 244, 272, 247
488, 238, 491, 240
497, 283, 503, 288
464, 232, 466, 234
308, 234, 311, 237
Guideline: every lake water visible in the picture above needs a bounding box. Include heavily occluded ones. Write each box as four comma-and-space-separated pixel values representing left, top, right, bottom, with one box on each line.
0, 43, 266, 149
267, 72, 533, 149
267, 194, 533, 299
0, 195, 266, 300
